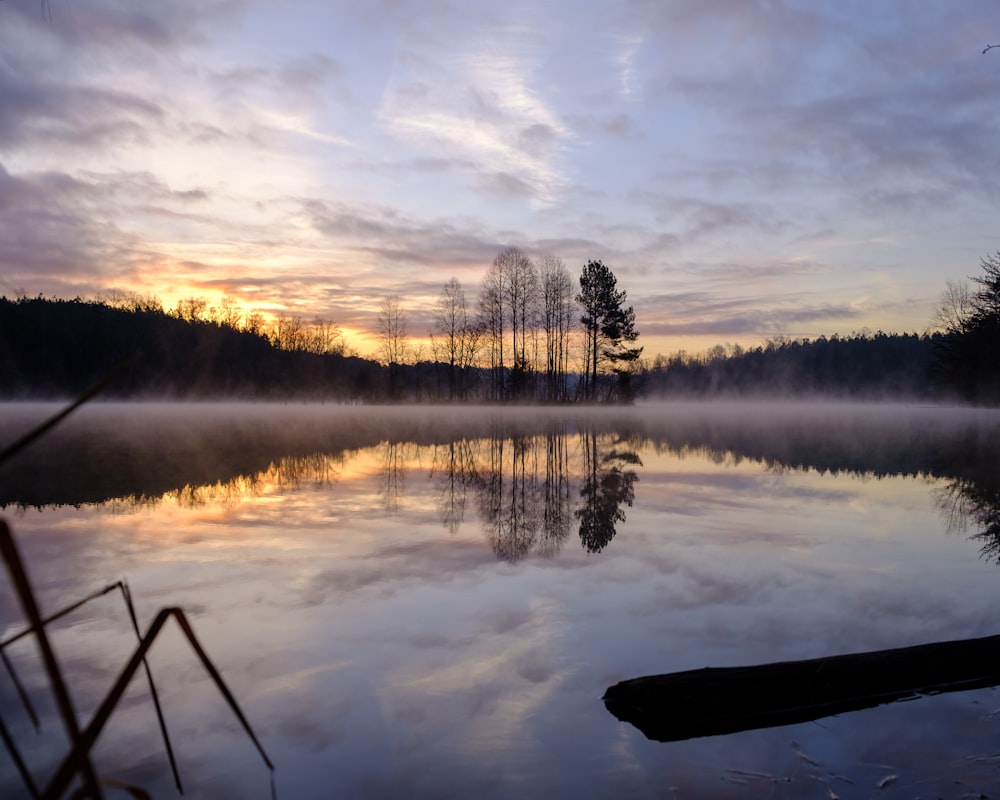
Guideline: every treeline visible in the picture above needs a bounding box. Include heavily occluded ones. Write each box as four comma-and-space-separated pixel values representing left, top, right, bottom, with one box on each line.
0, 296, 953, 402
7, 250, 999, 403
0, 247, 648, 403
0, 296, 382, 400
645, 331, 946, 399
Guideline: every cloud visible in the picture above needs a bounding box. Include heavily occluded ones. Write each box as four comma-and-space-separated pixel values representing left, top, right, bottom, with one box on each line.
2, 0, 247, 53
0, 0, 994, 350
0, 163, 222, 298
638, 287, 861, 339
301, 198, 503, 268
630, 191, 790, 240
0, 68, 164, 150
378, 37, 572, 206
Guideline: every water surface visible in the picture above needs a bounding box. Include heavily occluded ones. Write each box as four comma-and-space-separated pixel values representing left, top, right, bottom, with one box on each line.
1, 402, 999, 798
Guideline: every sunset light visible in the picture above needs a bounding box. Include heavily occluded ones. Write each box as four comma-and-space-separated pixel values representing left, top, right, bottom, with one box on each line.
1, 1, 997, 360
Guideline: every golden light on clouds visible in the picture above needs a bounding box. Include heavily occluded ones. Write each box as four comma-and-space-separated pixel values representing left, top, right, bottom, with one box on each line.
0, 1, 995, 357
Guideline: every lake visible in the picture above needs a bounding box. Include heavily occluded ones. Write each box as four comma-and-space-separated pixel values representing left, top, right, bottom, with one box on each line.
1, 401, 999, 799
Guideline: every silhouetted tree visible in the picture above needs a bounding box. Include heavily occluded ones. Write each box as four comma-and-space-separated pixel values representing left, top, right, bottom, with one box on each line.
377, 295, 408, 399
539, 255, 574, 402
931, 252, 1000, 402
576, 260, 642, 401
479, 260, 507, 400
431, 277, 480, 400
174, 296, 209, 323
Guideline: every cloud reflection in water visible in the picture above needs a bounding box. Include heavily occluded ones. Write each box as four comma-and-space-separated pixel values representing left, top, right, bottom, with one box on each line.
0, 402, 999, 797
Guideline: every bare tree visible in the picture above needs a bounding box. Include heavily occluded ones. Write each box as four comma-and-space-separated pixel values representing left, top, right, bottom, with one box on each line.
930, 279, 973, 336
273, 313, 307, 351
242, 310, 266, 337
539, 255, 574, 401
431, 277, 480, 400
215, 296, 244, 329
308, 317, 344, 355
503, 248, 538, 397
98, 288, 163, 313
478, 247, 540, 399
479, 259, 507, 400
378, 295, 408, 398
174, 297, 209, 322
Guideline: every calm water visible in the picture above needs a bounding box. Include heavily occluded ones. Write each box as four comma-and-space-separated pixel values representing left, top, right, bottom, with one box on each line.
1, 402, 999, 799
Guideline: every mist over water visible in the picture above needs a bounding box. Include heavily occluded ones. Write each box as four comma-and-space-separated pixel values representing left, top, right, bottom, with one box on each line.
1, 401, 999, 798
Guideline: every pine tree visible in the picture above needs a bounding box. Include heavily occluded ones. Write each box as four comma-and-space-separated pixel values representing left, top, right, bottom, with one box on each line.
576, 260, 642, 401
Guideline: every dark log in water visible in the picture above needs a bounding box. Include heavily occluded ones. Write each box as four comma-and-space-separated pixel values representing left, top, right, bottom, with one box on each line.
603, 634, 1000, 742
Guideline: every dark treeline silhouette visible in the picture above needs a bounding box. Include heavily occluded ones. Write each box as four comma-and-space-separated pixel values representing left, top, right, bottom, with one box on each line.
1, 275, 642, 402
644, 331, 944, 399
1, 296, 950, 402
0, 296, 383, 400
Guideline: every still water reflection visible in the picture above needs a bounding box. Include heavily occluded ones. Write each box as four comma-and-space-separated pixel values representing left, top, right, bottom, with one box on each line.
1, 402, 999, 798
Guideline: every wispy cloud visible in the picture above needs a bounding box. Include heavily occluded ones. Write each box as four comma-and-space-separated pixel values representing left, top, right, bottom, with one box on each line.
0, 0, 996, 354
379, 39, 571, 206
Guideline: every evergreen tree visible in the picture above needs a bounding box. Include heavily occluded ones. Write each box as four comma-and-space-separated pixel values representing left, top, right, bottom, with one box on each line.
575, 260, 642, 401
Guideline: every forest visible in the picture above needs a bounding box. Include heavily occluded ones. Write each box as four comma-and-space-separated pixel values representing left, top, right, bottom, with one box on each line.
2, 249, 998, 404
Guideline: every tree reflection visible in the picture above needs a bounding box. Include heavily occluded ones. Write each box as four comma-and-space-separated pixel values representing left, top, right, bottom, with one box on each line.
465, 425, 579, 563
378, 441, 406, 513
576, 430, 641, 554
539, 428, 573, 557
477, 436, 541, 562
430, 439, 481, 533
937, 473, 1000, 564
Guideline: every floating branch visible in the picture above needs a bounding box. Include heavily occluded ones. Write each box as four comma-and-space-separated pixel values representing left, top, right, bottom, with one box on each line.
604, 633, 1000, 742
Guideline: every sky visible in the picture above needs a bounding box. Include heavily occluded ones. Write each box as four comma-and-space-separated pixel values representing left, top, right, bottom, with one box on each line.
0, 0, 998, 359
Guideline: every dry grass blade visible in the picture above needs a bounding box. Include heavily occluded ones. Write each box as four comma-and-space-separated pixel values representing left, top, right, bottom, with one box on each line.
0, 520, 103, 799
0, 575, 188, 796
42, 606, 275, 800
1, 644, 40, 730
1, 583, 122, 650
0, 712, 40, 798
121, 580, 183, 795
0, 361, 270, 798
1, 582, 124, 731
